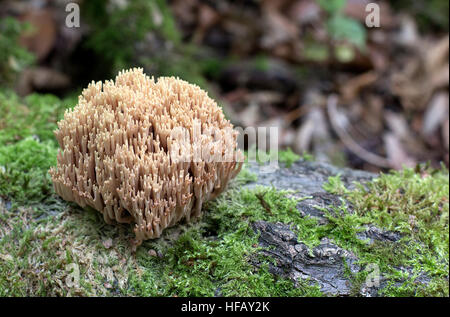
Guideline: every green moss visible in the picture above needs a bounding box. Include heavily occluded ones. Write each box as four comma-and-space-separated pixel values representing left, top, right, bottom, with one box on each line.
246, 148, 312, 168
0, 203, 135, 296
278, 148, 301, 168
0, 122, 322, 297
252, 55, 270, 72
234, 164, 258, 185
128, 184, 323, 296
0, 137, 57, 204
200, 57, 230, 80
0, 90, 447, 297
0, 90, 76, 145
0, 174, 324, 297
322, 174, 347, 195
0, 90, 76, 205
1, 153, 447, 296
322, 165, 449, 296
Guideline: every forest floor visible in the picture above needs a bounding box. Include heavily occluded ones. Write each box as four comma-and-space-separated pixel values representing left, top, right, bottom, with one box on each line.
0, 91, 448, 297
0, 0, 449, 297
2, 0, 449, 172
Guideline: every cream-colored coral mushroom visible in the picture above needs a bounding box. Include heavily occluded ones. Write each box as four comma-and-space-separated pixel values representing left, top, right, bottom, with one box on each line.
49, 68, 243, 241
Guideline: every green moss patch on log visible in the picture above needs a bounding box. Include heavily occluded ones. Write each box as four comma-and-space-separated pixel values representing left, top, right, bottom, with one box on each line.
0, 91, 448, 296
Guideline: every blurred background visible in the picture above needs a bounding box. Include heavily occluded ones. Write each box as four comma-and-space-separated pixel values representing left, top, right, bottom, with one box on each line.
0, 0, 448, 172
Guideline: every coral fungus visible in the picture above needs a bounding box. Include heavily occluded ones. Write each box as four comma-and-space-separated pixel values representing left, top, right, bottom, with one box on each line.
50, 68, 243, 240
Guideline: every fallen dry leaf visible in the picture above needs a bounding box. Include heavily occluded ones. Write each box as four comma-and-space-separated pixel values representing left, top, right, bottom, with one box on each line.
260, 9, 298, 50
443, 119, 449, 151
16, 67, 70, 96
19, 9, 56, 61
422, 92, 449, 137
340, 71, 378, 102
287, 0, 321, 26
383, 132, 416, 169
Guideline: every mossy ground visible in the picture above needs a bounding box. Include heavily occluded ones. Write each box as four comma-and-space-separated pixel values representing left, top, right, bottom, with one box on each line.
0, 91, 448, 296
322, 166, 449, 296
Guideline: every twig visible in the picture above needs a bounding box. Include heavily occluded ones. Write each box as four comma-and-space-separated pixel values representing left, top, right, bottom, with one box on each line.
283, 104, 311, 126
255, 192, 272, 215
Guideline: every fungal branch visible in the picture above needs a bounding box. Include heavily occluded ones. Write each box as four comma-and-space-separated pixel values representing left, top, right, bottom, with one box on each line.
50, 68, 243, 242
